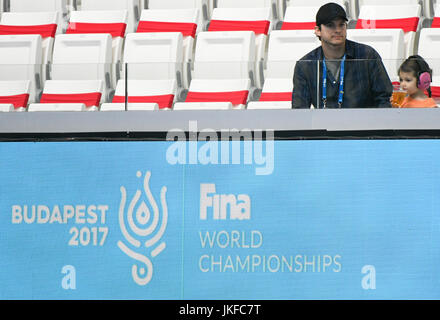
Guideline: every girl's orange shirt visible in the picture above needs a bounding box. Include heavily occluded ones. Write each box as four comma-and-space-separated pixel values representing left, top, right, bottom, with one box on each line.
400, 96, 438, 108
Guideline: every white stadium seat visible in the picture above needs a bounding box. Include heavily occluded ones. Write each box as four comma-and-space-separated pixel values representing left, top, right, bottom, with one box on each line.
192, 31, 255, 82
67, 10, 128, 60
9, 0, 69, 28
264, 30, 319, 79
173, 78, 250, 110
358, 0, 423, 15
51, 34, 113, 78
247, 78, 292, 109
216, 0, 284, 25
100, 79, 177, 111
66, 10, 128, 87
356, 4, 422, 57
0, 80, 31, 111
122, 32, 184, 94
28, 79, 104, 111
51, 33, 113, 100
0, 11, 60, 81
247, 30, 319, 109
208, 8, 270, 88
80, 0, 140, 33
0, 34, 42, 103
137, 8, 199, 88
148, 0, 209, 29
288, 0, 351, 19
175, 31, 255, 110
347, 28, 405, 84
281, 6, 319, 30
9, 0, 67, 14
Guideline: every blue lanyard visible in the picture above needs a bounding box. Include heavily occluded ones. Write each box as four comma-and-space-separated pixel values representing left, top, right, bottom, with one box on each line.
322, 54, 346, 108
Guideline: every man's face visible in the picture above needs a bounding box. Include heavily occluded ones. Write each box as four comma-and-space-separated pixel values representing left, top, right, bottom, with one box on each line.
315, 18, 347, 47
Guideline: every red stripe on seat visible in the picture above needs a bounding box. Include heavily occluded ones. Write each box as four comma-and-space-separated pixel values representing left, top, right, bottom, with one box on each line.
281, 22, 316, 30
0, 24, 57, 38
137, 21, 197, 38
431, 17, 440, 28
112, 94, 174, 109
427, 86, 440, 97
186, 90, 249, 105
259, 92, 292, 102
208, 20, 270, 35
40, 92, 102, 107
0, 94, 29, 109
356, 17, 419, 32
67, 22, 127, 37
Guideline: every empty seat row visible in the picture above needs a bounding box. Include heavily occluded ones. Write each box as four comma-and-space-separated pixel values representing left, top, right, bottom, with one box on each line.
3, 0, 439, 20
2, 3, 440, 65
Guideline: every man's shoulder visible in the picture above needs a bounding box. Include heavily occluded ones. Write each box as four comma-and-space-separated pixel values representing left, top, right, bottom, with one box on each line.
299, 46, 321, 61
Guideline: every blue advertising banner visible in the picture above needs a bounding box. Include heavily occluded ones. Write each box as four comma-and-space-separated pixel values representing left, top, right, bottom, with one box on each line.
0, 140, 439, 299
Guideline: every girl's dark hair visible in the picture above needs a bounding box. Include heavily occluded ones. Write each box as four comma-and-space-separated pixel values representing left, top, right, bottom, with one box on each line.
398, 55, 433, 97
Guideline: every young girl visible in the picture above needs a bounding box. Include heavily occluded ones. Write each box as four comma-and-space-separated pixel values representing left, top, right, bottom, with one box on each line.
396, 55, 437, 108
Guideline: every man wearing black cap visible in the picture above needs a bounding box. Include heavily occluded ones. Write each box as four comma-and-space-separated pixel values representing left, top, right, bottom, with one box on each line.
292, 2, 393, 108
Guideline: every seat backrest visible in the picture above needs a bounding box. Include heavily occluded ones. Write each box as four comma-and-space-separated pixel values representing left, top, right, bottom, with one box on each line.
148, 0, 209, 23
138, 8, 200, 35
148, 0, 206, 10
282, 6, 319, 29
193, 31, 255, 80
42, 79, 103, 93
0, 11, 60, 34
418, 28, 440, 80
217, 0, 272, 7
112, 79, 177, 108
209, 7, 273, 33
51, 33, 112, 84
186, 78, 251, 108
358, 0, 421, 9
265, 30, 319, 79
216, 0, 276, 20
123, 32, 183, 81
0, 34, 42, 66
288, 0, 347, 9
80, 0, 140, 33
39, 79, 104, 106
9, 0, 68, 16
347, 28, 405, 81
357, 4, 422, 32
260, 78, 293, 95
288, 0, 349, 17
0, 34, 42, 101
68, 10, 128, 37
0, 11, 60, 68
115, 79, 177, 97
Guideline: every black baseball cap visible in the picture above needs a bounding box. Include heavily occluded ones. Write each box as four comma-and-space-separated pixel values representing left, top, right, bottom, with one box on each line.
316, 3, 348, 26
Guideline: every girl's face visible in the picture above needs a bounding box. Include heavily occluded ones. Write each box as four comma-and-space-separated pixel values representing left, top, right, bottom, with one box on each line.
399, 71, 419, 96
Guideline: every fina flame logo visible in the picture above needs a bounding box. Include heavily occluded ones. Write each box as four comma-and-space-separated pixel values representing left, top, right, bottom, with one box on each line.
117, 171, 168, 286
